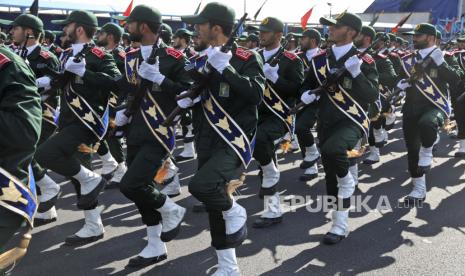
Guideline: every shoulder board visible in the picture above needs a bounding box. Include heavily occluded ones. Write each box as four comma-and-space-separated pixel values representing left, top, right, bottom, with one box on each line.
235, 47, 253, 61
283, 51, 297, 61
166, 47, 183, 59
0, 53, 11, 69
361, 54, 375, 64
39, 50, 51, 59
389, 52, 399, 58
90, 47, 105, 59
376, 52, 387, 59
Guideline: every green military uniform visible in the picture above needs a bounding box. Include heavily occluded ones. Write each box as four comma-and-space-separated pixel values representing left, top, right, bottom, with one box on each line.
254, 17, 304, 167
295, 28, 322, 175
94, 23, 127, 174
400, 25, 461, 179
307, 13, 379, 244
44, 30, 62, 58
0, 45, 42, 249
358, 27, 398, 161
36, 11, 121, 209
181, 3, 265, 251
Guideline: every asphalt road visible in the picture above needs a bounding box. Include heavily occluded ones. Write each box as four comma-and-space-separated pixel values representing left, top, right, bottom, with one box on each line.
8, 116, 465, 275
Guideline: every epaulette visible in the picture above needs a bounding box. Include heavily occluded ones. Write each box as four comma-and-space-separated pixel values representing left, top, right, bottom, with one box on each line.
166, 47, 183, 59
376, 52, 387, 59
90, 47, 105, 59
235, 47, 253, 61
0, 53, 11, 69
361, 54, 375, 64
39, 50, 51, 59
283, 51, 297, 61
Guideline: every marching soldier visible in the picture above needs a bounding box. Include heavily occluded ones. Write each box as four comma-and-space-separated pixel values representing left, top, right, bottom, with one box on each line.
180, 2, 265, 274
43, 30, 62, 58
399, 24, 460, 204
355, 27, 398, 165
300, 13, 379, 244
173, 28, 195, 58
159, 23, 173, 45
34, 10, 121, 245
253, 17, 304, 228
245, 33, 260, 51
296, 28, 322, 181
95, 22, 128, 188
0, 44, 41, 250
112, 5, 188, 267
0, 14, 63, 226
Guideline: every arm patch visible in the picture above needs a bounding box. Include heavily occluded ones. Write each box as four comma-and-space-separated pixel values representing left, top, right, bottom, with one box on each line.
0, 53, 11, 69
235, 47, 253, 61
90, 47, 105, 59
166, 48, 183, 59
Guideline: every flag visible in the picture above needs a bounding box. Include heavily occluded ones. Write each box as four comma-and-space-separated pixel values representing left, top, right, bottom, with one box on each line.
119, 0, 133, 25
369, 10, 383, 27
254, 0, 268, 21
123, 0, 133, 17
301, 6, 314, 30
391, 12, 413, 33
194, 0, 202, 15
445, 17, 457, 33
29, 0, 38, 16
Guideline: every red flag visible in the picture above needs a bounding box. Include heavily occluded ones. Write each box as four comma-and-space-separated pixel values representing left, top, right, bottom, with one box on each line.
123, 0, 133, 16
445, 17, 456, 33
119, 0, 133, 25
301, 7, 314, 30
391, 12, 413, 33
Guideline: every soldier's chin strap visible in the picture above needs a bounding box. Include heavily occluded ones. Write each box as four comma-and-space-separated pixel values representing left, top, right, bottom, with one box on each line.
0, 229, 32, 273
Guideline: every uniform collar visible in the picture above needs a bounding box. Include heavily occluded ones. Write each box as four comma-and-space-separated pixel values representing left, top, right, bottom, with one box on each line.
331, 42, 354, 61
72, 43, 86, 56
263, 45, 280, 63
140, 39, 162, 60
305, 47, 319, 61
358, 47, 367, 52
418, 45, 437, 59
26, 43, 39, 57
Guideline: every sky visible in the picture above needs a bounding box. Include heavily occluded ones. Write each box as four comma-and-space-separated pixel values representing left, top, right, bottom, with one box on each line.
36, 0, 376, 23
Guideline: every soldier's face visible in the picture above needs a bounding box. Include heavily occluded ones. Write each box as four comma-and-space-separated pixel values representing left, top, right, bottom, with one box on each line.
328, 25, 354, 44
173, 37, 182, 49
127, 21, 143, 42
195, 23, 211, 45
96, 31, 109, 47
192, 35, 207, 52
10, 26, 27, 45
412, 34, 429, 49
353, 33, 364, 48
64, 23, 79, 44
259, 31, 280, 47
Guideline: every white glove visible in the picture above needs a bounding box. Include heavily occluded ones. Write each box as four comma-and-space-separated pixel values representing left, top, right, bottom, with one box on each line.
138, 58, 165, 85
206, 46, 232, 74
64, 58, 86, 77
177, 91, 201, 109
115, 109, 129, 126
430, 48, 445, 66
300, 90, 319, 105
36, 76, 51, 90
344, 55, 362, 78
396, 79, 411, 91
263, 63, 280, 83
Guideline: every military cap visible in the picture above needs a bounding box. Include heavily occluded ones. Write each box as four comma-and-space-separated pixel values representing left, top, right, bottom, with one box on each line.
182, 2, 235, 26
0, 14, 43, 32
361, 25, 376, 40
403, 23, 437, 36
376, 32, 390, 42
395, 36, 403, 44
237, 34, 248, 42
246, 33, 259, 43
114, 5, 162, 24
320, 12, 362, 33
387, 33, 397, 42
174, 28, 193, 38
259, 17, 284, 33
122, 32, 130, 40
160, 23, 172, 35
245, 25, 259, 33
301, 28, 321, 42
44, 30, 56, 41
286, 32, 301, 41
52, 10, 98, 27
100, 22, 123, 39
436, 30, 442, 40
457, 36, 465, 43
0, 32, 6, 40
